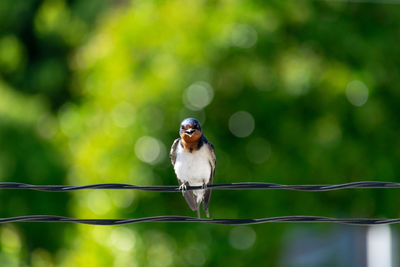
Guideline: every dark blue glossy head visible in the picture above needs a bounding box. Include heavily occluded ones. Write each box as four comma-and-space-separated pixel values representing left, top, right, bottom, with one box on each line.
179, 118, 202, 134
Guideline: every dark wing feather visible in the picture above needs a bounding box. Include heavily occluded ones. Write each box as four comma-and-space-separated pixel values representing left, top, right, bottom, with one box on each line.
182, 182, 200, 211
170, 138, 200, 211
169, 138, 180, 165
202, 141, 216, 216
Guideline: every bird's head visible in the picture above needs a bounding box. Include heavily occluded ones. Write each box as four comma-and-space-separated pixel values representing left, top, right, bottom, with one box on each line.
179, 118, 202, 143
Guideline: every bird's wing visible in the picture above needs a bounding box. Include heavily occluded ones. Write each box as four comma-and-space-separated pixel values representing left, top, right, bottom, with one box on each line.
170, 138, 200, 211
182, 182, 200, 212
202, 141, 216, 215
169, 138, 180, 166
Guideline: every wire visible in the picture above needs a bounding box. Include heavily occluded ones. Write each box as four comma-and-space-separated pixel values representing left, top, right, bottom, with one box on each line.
0, 215, 399, 225
1, 181, 398, 225
0, 181, 399, 192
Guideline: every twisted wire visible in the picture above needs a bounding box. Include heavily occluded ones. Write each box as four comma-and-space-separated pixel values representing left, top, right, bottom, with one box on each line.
0, 215, 399, 225
1, 181, 399, 225
0, 181, 399, 192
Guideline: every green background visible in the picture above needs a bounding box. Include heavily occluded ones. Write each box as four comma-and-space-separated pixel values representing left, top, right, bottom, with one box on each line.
0, 0, 400, 266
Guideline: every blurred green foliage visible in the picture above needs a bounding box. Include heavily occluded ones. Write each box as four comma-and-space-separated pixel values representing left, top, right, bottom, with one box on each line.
1, 0, 400, 266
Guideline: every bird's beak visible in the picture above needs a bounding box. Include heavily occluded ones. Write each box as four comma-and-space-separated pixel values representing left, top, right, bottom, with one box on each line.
184, 128, 195, 136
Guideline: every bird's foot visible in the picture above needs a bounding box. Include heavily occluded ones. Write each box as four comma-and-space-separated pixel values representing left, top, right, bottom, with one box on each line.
202, 183, 208, 190
179, 184, 187, 195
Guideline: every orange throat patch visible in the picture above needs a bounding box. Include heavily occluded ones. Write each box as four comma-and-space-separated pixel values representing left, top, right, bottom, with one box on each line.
181, 131, 202, 152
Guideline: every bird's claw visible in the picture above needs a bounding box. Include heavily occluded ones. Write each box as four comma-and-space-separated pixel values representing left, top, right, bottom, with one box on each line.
179, 184, 187, 194
202, 183, 208, 190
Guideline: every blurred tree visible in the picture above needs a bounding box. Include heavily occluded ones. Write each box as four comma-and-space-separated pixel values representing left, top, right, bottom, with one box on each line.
0, 0, 111, 109
0, 81, 69, 265
1, 0, 400, 266
55, 0, 400, 266
0, 0, 110, 265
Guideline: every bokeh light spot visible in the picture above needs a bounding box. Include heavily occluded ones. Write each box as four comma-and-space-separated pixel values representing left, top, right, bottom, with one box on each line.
110, 191, 135, 208
135, 136, 165, 165
183, 81, 214, 111
231, 24, 258, 49
280, 51, 318, 96
229, 111, 255, 138
110, 227, 136, 251
346, 80, 369, 107
87, 191, 111, 215
1, 226, 21, 253
183, 246, 206, 266
229, 226, 256, 250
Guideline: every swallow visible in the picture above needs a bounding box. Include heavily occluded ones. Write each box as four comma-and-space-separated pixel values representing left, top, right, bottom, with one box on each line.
170, 118, 216, 218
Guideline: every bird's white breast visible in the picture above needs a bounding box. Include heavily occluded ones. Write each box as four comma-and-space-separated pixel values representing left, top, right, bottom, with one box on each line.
174, 144, 212, 186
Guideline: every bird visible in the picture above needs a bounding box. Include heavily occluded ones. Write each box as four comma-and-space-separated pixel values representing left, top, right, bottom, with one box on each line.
170, 118, 216, 218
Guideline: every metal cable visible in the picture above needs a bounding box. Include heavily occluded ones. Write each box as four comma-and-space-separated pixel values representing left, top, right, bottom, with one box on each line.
0, 181, 399, 192
1, 181, 399, 225
0, 215, 399, 225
